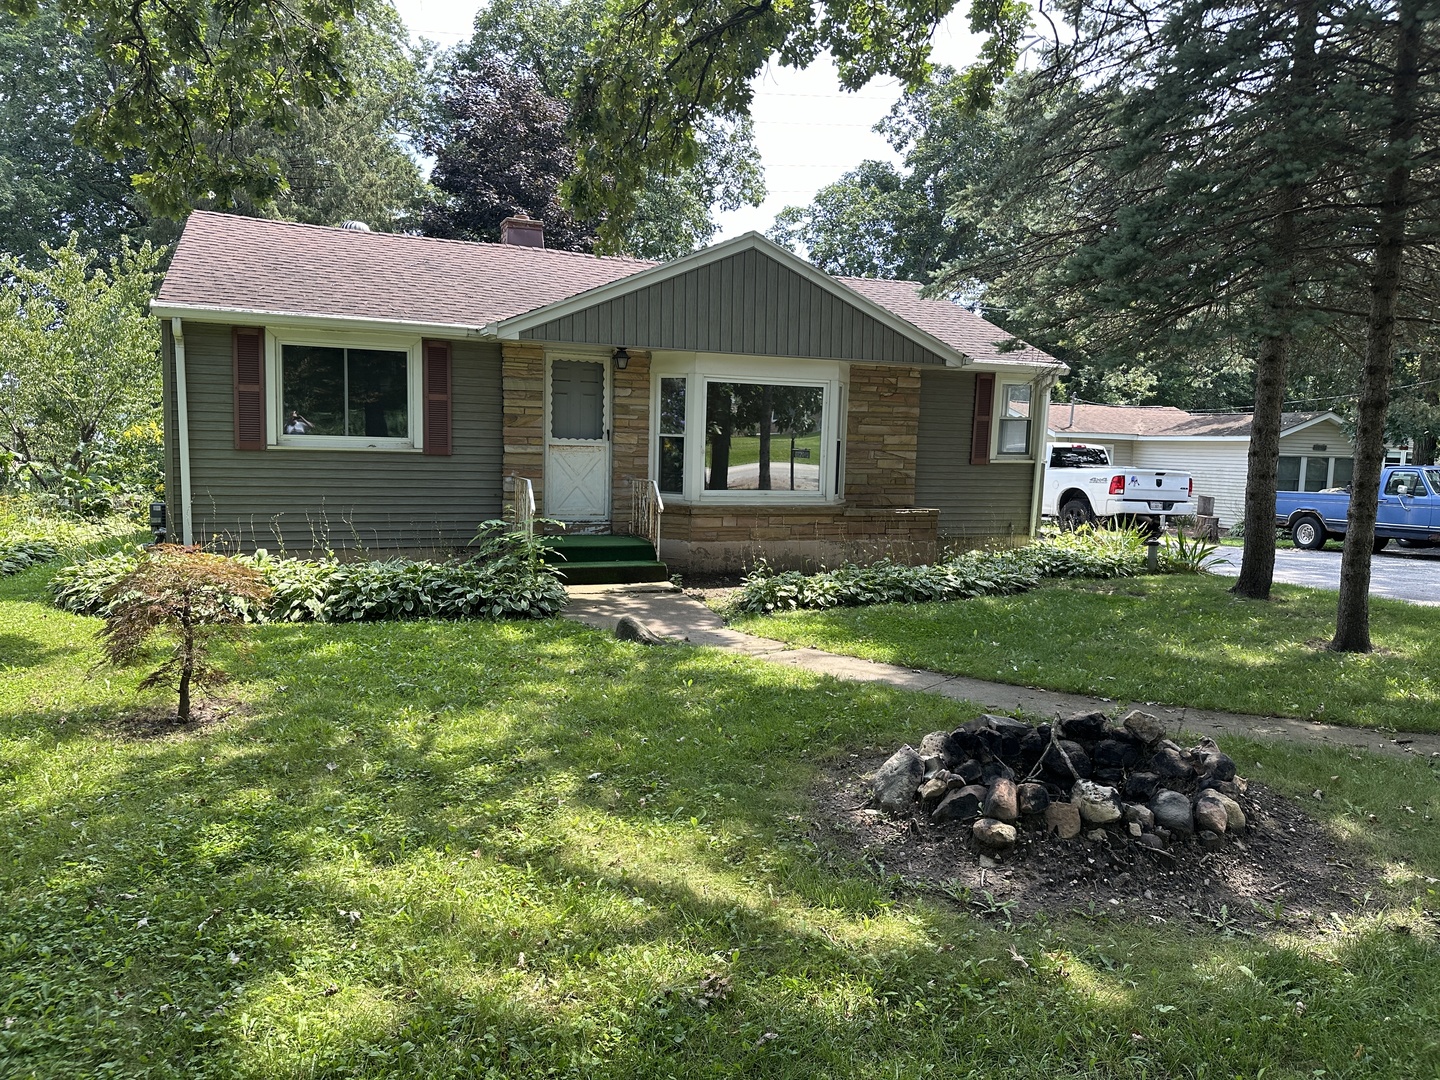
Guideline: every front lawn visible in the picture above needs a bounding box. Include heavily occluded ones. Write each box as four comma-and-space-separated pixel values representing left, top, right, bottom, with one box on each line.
731, 575, 1440, 733
2, 565, 1439, 1077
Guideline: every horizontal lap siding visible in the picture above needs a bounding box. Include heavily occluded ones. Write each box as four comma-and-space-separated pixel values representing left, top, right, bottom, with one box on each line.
1132, 441, 1248, 527
1279, 419, 1352, 457
528, 249, 946, 366
183, 323, 502, 552
916, 370, 1033, 537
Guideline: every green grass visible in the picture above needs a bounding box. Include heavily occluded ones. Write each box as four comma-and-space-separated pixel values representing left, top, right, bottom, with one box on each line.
732, 575, 1440, 733
2, 563, 1439, 1077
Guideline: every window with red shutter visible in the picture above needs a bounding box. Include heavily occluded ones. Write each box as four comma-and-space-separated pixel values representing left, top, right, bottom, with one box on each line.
970, 372, 995, 465
423, 340, 453, 456
233, 327, 265, 450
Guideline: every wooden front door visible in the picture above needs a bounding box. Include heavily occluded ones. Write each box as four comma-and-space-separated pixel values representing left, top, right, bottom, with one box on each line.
546, 357, 611, 525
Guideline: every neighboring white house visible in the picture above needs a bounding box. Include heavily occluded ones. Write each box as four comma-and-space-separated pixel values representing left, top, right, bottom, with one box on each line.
1046, 403, 1355, 528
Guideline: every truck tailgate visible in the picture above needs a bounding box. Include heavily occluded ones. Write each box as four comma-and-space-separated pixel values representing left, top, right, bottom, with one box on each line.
1120, 472, 1190, 508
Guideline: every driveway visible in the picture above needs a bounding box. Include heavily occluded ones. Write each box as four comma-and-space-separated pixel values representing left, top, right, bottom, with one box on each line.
1208, 543, 1440, 605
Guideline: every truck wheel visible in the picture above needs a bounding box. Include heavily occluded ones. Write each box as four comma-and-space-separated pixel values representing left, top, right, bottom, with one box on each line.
1373, 536, 1390, 554
1291, 514, 1326, 550
1059, 498, 1096, 531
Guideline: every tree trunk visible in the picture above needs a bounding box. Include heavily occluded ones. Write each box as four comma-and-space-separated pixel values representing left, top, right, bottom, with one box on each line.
1231, 0, 1317, 601
1332, 5, 1422, 653
1416, 351, 1438, 465
1232, 331, 1290, 599
178, 601, 193, 723
757, 386, 773, 490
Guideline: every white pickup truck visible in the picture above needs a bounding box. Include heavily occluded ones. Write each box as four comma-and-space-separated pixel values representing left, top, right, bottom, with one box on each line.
1042, 443, 1195, 531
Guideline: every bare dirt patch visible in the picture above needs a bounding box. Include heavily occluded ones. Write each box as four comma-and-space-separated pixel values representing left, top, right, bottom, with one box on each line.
108, 698, 246, 740
814, 753, 1381, 933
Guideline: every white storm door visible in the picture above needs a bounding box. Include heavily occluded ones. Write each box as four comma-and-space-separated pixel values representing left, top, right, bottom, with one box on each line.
546, 357, 611, 524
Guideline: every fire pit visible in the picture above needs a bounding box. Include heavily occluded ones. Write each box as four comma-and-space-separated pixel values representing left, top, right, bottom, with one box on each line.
871, 710, 1248, 857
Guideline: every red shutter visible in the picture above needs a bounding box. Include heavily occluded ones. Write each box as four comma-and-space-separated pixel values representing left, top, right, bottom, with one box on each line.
971, 372, 995, 466
423, 340, 453, 456
233, 327, 265, 451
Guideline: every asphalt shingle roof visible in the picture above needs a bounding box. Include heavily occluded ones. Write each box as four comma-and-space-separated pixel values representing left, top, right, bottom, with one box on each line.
838, 277, 1057, 368
1048, 402, 1330, 438
155, 212, 657, 327
157, 213, 1059, 369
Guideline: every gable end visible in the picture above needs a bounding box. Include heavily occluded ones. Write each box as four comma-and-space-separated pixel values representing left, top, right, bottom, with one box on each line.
524, 248, 948, 365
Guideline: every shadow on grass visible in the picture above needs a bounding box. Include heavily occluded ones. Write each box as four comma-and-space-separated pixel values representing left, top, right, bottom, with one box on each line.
2, 614, 1439, 1078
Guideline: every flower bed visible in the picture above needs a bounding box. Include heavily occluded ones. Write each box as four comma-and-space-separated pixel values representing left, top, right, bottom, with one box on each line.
731, 528, 1213, 613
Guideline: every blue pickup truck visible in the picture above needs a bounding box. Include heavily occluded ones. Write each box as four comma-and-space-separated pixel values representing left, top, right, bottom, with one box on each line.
1276, 465, 1440, 551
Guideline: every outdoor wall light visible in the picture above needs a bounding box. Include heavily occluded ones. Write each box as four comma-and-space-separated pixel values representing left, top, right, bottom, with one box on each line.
612, 347, 630, 370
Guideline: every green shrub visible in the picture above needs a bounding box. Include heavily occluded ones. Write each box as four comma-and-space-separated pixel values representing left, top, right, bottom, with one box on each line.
0, 496, 142, 573
732, 528, 1152, 614
50, 549, 141, 613
0, 537, 59, 574
51, 540, 567, 623
1158, 531, 1223, 573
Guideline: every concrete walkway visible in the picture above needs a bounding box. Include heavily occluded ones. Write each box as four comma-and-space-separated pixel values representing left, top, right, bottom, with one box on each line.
561, 585, 1440, 761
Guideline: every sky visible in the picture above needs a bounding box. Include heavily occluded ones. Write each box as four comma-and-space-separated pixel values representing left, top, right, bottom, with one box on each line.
392, 0, 985, 240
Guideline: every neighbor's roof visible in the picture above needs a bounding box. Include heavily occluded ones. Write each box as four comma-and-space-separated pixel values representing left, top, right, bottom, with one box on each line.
154, 212, 1060, 370
1047, 402, 1335, 438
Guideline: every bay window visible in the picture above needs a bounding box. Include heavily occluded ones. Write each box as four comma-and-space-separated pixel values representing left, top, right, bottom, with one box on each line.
652, 357, 844, 502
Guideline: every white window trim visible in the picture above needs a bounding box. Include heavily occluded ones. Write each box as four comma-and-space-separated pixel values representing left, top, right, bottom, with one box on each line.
994, 377, 1037, 461
265, 327, 424, 452
649, 353, 847, 504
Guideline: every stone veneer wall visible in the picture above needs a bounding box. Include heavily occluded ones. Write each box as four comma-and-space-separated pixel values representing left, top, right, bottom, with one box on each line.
610, 349, 652, 531
845, 364, 920, 507
501, 343, 546, 513
503, 344, 940, 567
658, 505, 938, 572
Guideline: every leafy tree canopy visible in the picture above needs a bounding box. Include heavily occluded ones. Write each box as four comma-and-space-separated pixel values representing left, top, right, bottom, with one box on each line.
220, 1, 431, 231
566, 0, 1031, 230
2, 0, 360, 218
1, 2, 426, 256
443, 0, 763, 257
769, 69, 1006, 282
0, 11, 174, 265
422, 58, 599, 250
0, 237, 161, 503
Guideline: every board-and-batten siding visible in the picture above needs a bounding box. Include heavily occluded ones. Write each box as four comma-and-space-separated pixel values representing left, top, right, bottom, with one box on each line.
178, 322, 502, 552
526, 248, 948, 367
915, 369, 1034, 537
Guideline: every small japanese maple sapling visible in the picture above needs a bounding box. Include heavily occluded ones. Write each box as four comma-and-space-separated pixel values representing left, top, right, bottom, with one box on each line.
100, 545, 271, 723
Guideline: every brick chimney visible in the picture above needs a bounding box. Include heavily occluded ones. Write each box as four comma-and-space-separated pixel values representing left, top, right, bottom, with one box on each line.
499, 215, 545, 248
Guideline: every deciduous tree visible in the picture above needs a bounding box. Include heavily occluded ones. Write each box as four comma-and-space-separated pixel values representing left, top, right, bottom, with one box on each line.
3, 0, 360, 217
101, 546, 271, 724
0, 238, 161, 499
566, 0, 1030, 233
444, 0, 763, 257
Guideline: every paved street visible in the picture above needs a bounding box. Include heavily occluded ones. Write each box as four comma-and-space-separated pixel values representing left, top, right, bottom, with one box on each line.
1208, 543, 1440, 605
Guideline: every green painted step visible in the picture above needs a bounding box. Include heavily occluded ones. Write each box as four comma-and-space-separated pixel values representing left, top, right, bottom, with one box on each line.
555, 560, 670, 586
542, 534, 658, 564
